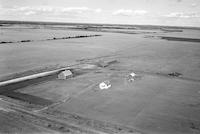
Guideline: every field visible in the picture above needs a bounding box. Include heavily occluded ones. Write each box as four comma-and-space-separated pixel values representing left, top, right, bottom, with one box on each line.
0, 21, 200, 134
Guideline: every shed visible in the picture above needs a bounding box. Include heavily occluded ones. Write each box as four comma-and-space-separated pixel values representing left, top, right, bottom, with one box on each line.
58, 70, 73, 80
99, 80, 111, 90
97, 61, 109, 68
127, 72, 137, 82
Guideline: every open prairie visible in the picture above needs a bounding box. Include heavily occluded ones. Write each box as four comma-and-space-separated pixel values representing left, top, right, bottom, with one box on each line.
0, 21, 200, 134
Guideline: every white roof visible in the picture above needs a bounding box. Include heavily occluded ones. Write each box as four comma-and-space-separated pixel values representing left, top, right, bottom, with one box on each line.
130, 72, 136, 77
99, 81, 111, 90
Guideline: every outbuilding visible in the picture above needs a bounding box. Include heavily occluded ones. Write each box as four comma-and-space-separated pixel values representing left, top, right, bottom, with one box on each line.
99, 80, 111, 90
58, 70, 73, 80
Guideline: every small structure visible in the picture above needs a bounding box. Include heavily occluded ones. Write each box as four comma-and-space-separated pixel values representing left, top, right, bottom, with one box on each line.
97, 60, 118, 68
99, 81, 111, 90
168, 72, 182, 77
58, 70, 73, 80
127, 72, 137, 82
97, 61, 109, 68
130, 72, 136, 77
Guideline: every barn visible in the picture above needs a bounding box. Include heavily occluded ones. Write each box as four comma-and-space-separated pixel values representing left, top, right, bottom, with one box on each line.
58, 70, 73, 79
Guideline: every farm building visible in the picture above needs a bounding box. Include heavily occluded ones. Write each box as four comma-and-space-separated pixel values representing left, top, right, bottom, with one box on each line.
58, 70, 73, 79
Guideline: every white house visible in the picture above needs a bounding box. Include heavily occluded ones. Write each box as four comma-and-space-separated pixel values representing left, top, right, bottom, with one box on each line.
99, 80, 111, 90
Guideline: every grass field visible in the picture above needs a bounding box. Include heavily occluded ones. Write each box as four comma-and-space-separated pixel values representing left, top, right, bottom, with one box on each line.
0, 22, 200, 134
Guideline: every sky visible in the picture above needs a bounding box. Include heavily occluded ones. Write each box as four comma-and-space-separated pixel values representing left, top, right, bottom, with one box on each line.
0, 0, 200, 27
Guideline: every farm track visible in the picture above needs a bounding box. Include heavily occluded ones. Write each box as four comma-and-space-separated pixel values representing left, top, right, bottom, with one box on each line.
0, 97, 142, 134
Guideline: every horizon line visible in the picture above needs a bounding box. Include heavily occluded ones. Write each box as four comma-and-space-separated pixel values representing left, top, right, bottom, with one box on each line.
1, 19, 200, 29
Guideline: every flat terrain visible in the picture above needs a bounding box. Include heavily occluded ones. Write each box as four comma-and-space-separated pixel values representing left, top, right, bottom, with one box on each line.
0, 22, 200, 134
